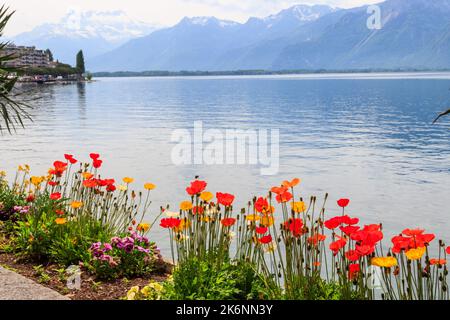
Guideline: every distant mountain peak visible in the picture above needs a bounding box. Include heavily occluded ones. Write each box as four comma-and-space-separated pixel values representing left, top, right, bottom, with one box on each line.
180, 16, 240, 27
10, 9, 162, 63
262, 4, 338, 23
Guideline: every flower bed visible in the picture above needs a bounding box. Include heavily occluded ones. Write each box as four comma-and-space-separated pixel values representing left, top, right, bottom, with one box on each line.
0, 154, 168, 299
1, 155, 449, 300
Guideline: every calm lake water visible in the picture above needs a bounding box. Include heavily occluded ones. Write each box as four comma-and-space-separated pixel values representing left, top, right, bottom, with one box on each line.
1, 73, 449, 254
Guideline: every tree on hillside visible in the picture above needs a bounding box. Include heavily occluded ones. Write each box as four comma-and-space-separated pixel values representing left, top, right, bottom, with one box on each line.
76, 50, 85, 74
45, 48, 53, 62
0, 5, 31, 133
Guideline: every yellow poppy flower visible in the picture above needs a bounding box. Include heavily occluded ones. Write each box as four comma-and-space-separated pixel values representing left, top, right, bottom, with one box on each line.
263, 242, 277, 253
260, 215, 275, 227
137, 223, 150, 232
31, 176, 45, 187
144, 183, 156, 190
371, 256, 398, 268
117, 184, 128, 191
261, 205, 275, 215
180, 201, 193, 211
291, 201, 306, 213
246, 214, 260, 222
82, 172, 94, 180
70, 201, 83, 209
405, 247, 426, 260
55, 218, 67, 225
200, 191, 213, 202
123, 177, 134, 184
202, 216, 215, 223
0, 170, 6, 177
174, 219, 191, 233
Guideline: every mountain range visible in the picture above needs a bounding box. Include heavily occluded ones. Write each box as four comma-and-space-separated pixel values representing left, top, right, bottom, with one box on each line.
9, 10, 159, 65
9, 0, 450, 71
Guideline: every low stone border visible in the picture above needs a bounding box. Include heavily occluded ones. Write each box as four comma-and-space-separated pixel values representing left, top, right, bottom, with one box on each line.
0, 266, 70, 300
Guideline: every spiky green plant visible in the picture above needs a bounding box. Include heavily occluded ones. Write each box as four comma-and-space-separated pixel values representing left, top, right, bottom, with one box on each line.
0, 5, 31, 133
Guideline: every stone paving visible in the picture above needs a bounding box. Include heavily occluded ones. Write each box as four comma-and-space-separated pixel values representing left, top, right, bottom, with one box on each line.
0, 266, 69, 300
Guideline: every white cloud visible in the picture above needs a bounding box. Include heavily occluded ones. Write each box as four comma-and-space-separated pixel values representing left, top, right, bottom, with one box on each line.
2, 0, 382, 36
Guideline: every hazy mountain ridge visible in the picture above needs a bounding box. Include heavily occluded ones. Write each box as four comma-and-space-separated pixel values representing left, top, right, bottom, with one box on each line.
10, 0, 450, 71
9, 10, 160, 64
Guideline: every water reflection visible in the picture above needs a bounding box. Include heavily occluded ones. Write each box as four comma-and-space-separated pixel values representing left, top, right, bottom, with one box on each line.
1, 74, 449, 254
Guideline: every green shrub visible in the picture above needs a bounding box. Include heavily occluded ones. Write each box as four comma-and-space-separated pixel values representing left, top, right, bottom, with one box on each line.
163, 257, 265, 300
84, 232, 160, 280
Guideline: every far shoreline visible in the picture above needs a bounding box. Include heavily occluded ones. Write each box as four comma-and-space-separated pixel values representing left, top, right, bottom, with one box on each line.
91, 70, 450, 81
92, 69, 450, 79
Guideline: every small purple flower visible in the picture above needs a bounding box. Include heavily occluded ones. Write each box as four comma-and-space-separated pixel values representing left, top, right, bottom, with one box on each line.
123, 242, 134, 253
136, 246, 150, 253
111, 237, 121, 246
103, 243, 113, 251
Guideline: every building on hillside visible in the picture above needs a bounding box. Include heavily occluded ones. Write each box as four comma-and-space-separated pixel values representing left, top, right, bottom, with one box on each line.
3, 44, 52, 68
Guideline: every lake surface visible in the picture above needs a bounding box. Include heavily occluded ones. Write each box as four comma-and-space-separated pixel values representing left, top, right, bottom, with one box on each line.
1, 73, 449, 254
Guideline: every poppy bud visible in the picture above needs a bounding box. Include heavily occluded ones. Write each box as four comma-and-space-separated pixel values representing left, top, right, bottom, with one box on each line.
443, 285, 447, 292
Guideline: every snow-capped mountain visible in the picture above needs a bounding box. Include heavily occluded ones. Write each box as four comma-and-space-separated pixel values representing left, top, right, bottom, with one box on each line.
10, 10, 160, 65
89, 4, 337, 72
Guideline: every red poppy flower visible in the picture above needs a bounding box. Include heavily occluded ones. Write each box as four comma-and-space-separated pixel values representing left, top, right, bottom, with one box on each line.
329, 237, 347, 255
259, 235, 272, 244
402, 228, 424, 237
307, 234, 326, 246
340, 225, 360, 236
55, 209, 64, 216
192, 206, 204, 215
446, 247, 450, 255
48, 181, 59, 187
341, 215, 359, 225
429, 259, 446, 266
348, 263, 360, 280
255, 226, 268, 235
345, 250, 360, 261
26, 194, 35, 202
50, 192, 61, 200
93, 159, 102, 169
186, 180, 207, 196
64, 154, 78, 164
324, 216, 343, 230
90, 153, 100, 160
351, 225, 383, 247
391, 228, 435, 253
50, 161, 68, 177
160, 218, 181, 229
106, 184, 116, 192
255, 197, 269, 213
355, 244, 374, 256
221, 217, 236, 227
276, 191, 293, 204
53, 161, 67, 169
284, 218, 305, 237
337, 198, 350, 208
216, 192, 235, 207
83, 179, 98, 188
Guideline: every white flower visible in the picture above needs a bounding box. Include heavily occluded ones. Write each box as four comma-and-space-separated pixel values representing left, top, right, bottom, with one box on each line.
263, 241, 277, 253
165, 211, 180, 218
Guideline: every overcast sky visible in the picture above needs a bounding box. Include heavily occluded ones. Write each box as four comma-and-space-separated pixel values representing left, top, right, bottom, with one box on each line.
3, 0, 382, 36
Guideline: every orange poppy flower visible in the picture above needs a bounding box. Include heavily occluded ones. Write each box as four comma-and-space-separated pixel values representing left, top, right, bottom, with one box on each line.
260, 215, 274, 227
270, 186, 288, 195
429, 259, 446, 266
82, 172, 94, 180
180, 201, 193, 211
282, 178, 300, 188
55, 218, 67, 225
276, 191, 293, 203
